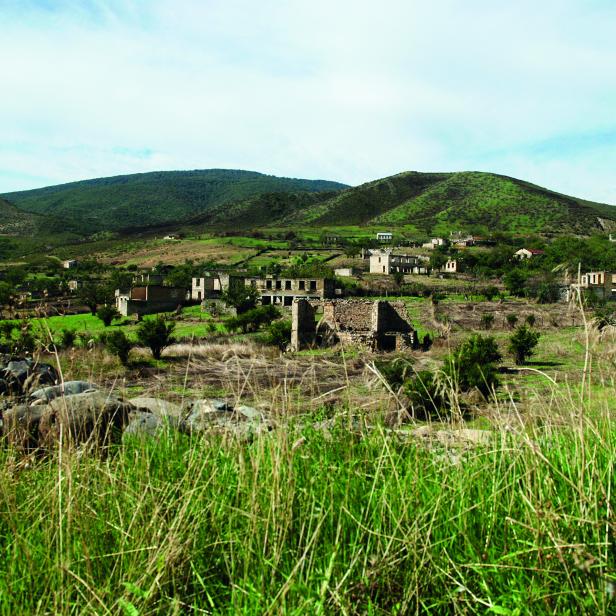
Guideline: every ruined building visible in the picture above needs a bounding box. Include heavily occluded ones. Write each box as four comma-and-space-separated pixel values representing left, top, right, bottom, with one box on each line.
291, 298, 416, 352
115, 285, 187, 317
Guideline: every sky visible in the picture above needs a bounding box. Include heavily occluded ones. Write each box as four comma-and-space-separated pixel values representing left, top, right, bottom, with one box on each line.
1, 0, 616, 203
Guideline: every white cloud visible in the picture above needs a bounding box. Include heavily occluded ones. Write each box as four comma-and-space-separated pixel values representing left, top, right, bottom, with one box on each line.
0, 0, 615, 204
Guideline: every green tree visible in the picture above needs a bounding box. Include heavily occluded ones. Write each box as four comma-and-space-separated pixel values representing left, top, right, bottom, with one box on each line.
263, 319, 292, 350
105, 330, 133, 365
508, 325, 540, 365
96, 305, 120, 327
78, 283, 109, 316
503, 269, 527, 297
222, 284, 260, 314
136, 316, 176, 360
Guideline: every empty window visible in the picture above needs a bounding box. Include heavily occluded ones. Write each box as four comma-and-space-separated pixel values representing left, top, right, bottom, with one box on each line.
309, 280, 317, 291
276, 280, 282, 290
266, 280, 272, 290
285, 280, 292, 290
299, 280, 305, 290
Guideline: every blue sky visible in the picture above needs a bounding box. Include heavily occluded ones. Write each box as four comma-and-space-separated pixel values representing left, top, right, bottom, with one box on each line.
1, 0, 616, 203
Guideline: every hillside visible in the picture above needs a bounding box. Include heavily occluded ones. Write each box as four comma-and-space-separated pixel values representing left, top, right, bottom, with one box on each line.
2, 169, 348, 235
288, 171, 616, 235
0, 197, 41, 235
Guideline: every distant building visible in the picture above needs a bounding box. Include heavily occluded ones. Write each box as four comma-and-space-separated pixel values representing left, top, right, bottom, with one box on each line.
192, 274, 222, 301
577, 271, 616, 301
376, 232, 393, 243
514, 248, 545, 259
422, 237, 446, 249
163, 234, 181, 241
369, 249, 429, 275
115, 285, 187, 317
247, 276, 335, 307
441, 259, 458, 274
62, 259, 78, 269
67, 280, 81, 292
334, 267, 357, 277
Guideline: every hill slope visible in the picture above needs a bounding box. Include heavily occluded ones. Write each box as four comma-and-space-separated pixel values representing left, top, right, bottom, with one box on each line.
0, 197, 41, 235
288, 171, 616, 235
2, 169, 348, 235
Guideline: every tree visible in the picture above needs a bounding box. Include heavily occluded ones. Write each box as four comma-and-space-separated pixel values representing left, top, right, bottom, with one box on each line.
444, 334, 502, 396
536, 283, 560, 304
508, 325, 540, 365
481, 286, 499, 301
226, 305, 280, 334
96, 305, 120, 327
506, 314, 518, 329
222, 284, 259, 314
263, 319, 292, 350
136, 316, 176, 360
392, 271, 405, 287
78, 283, 109, 316
105, 330, 133, 365
504, 269, 527, 297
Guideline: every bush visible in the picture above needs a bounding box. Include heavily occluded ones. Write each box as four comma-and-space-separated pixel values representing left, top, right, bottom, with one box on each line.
96, 305, 120, 327
525, 314, 536, 327
506, 314, 518, 329
105, 330, 133, 365
481, 286, 499, 301
262, 320, 292, 350
60, 329, 77, 349
480, 314, 495, 330
375, 357, 414, 390
444, 334, 502, 396
536, 283, 560, 304
504, 269, 527, 297
222, 284, 259, 314
508, 325, 540, 365
403, 370, 447, 419
136, 316, 176, 360
226, 305, 280, 334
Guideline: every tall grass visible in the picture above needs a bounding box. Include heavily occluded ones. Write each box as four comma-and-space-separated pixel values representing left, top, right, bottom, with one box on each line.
0, 383, 613, 614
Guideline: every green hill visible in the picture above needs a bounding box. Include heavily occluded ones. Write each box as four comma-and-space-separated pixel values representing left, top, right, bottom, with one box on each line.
2, 169, 348, 235
0, 197, 40, 235
288, 171, 616, 235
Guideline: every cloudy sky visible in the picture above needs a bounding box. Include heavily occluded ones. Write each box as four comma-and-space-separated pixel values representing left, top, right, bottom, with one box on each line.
1, 0, 616, 202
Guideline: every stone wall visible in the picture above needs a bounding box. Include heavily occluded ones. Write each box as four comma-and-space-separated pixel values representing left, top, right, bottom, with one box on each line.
291, 300, 317, 352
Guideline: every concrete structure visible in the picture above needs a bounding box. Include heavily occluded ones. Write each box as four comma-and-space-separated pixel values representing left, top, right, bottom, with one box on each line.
441, 259, 458, 274
249, 276, 335, 307
191, 274, 221, 301
115, 285, 186, 317
334, 267, 357, 277
369, 249, 429, 275
579, 271, 616, 301
291, 298, 416, 352
422, 238, 446, 249
376, 232, 393, 242
67, 280, 81, 292
62, 259, 78, 269
514, 248, 545, 259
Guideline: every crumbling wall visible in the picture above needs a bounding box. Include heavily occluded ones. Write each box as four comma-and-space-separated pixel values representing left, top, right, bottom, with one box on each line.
291, 300, 316, 352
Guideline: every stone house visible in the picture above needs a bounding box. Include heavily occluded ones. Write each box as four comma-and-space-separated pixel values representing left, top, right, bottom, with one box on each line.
115, 285, 187, 317
376, 232, 393, 242
334, 267, 357, 277
422, 237, 446, 249
62, 259, 78, 269
441, 259, 458, 274
514, 248, 545, 259
576, 271, 616, 301
247, 276, 335, 307
191, 274, 222, 301
369, 249, 429, 275
291, 298, 416, 352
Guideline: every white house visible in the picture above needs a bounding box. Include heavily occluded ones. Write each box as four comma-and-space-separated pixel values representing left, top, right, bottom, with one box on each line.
334, 267, 357, 277
514, 248, 545, 260
376, 232, 393, 243
369, 249, 429, 275
441, 260, 458, 273
422, 237, 446, 249
62, 259, 78, 269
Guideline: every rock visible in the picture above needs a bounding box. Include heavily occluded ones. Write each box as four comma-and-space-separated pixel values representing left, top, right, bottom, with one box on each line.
2, 404, 49, 452
128, 397, 183, 418
38, 391, 133, 449
123, 411, 182, 438
29, 381, 98, 404
0, 358, 58, 397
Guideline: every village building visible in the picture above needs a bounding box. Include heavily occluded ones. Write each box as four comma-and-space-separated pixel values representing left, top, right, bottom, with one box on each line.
247, 276, 335, 307
422, 237, 446, 249
62, 259, 78, 269
369, 249, 429, 275
579, 271, 616, 301
376, 231, 393, 243
334, 267, 358, 277
115, 285, 187, 317
191, 274, 222, 301
514, 248, 545, 259
67, 280, 81, 292
441, 259, 458, 274
291, 298, 416, 352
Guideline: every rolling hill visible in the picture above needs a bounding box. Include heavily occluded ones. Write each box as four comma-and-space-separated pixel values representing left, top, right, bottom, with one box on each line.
0, 197, 41, 235
3, 169, 615, 238
1, 169, 348, 235
287, 171, 616, 235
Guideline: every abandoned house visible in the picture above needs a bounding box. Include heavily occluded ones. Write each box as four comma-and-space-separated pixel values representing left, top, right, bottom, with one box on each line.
115, 285, 187, 317
247, 276, 336, 307
369, 249, 429, 275
422, 237, 446, 249
376, 231, 393, 242
569, 271, 616, 301
62, 259, 78, 269
514, 248, 545, 259
334, 267, 358, 277
291, 298, 416, 352
441, 259, 458, 274
191, 274, 222, 301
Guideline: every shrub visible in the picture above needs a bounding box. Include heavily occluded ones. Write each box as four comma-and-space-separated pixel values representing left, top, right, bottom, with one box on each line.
503, 269, 527, 297
508, 325, 540, 365
536, 283, 560, 304
96, 305, 120, 327
375, 357, 414, 390
506, 314, 518, 329
480, 314, 495, 330
482, 286, 499, 301
60, 329, 77, 349
444, 334, 502, 396
525, 314, 536, 327
222, 284, 259, 314
226, 305, 280, 334
403, 370, 447, 419
136, 316, 176, 360
105, 330, 133, 366
262, 320, 292, 350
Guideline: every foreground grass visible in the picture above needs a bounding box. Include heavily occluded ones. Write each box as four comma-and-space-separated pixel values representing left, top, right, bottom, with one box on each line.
0, 402, 613, 614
